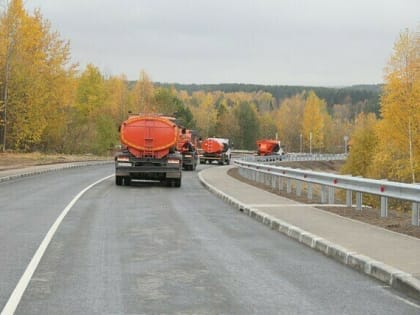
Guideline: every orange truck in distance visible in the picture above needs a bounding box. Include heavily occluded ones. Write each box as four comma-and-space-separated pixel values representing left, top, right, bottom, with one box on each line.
115, 114, 182, 187
256, 139, 285, 156
200, 137, 231, 165
177, 128, 199, 171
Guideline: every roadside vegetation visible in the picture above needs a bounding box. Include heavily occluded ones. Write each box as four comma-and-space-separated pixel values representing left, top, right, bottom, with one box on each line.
0, 1, 418, 187
0, 152, 109, 171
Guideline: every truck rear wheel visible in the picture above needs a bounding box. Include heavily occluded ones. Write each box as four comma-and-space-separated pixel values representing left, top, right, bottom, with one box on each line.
174, 179, 181, 187
124, 176, 131, 186
116, 176, 123, 186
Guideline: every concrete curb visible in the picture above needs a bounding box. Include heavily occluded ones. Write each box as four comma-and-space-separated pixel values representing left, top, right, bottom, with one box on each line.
198, 171, 420, 301
0, 160, 113, 183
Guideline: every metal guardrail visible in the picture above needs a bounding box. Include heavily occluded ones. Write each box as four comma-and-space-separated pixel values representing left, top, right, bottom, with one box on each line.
234, 157, 420, 226
237, 153, 348, 164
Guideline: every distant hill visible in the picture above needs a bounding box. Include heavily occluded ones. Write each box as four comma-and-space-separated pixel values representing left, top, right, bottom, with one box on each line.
154, 82, 383, 115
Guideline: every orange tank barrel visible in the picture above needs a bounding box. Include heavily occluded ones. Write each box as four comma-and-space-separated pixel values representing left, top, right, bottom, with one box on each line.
201, 138, 224, 154
257, 139, 280, 156
120, 115, 178, 158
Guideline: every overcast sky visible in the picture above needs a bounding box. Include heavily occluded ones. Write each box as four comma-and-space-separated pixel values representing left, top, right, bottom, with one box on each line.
25, 0, 419, 86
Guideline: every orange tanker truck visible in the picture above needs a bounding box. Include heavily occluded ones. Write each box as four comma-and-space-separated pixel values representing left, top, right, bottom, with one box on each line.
200, 137, 231, 165
256, 139, 285, 156
115, 114, 182, 187
177, 128, 199, 171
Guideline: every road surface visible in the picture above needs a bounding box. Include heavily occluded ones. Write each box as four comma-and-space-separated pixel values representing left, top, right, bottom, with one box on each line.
0, 164, 418, 314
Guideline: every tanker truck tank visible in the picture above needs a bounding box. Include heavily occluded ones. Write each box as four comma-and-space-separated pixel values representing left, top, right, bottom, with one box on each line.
200, 137, 231, 165
115, 114, 182, 187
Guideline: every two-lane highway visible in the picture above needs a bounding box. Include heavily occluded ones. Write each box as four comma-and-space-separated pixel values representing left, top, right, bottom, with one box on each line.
1, 164, 418, 314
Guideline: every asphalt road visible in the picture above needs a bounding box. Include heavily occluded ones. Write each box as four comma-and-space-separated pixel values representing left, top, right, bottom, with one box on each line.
0, 164, 418, 314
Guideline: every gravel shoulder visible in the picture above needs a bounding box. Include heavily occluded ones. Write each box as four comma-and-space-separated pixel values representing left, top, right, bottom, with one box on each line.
228, 160, 420, 239
0, 152, 111, 171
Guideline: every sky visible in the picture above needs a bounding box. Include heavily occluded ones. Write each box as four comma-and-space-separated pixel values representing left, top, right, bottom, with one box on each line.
24, 0, 419, 86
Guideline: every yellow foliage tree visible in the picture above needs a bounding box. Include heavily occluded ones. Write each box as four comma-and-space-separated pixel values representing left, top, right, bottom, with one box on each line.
341, 113, 378, 176
0, 0, 75, 151
273, 93, 305, 152
259, 111, 278, 140
302, 91, 328, 153
129, 70, 154, 114
189, 91, 217, 138
105, 74, 129, 122
369, 29, 420, 182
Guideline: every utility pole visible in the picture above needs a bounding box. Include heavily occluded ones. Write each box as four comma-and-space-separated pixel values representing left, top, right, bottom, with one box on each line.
299, 133, 302, 153
309, 132, 312, 154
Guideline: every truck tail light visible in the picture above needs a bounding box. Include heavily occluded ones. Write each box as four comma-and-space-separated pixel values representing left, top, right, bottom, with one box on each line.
117, 156, 130, 162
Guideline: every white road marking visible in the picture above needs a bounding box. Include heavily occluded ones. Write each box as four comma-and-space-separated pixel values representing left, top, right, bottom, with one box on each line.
393, 294, 420, 309
1, 175, 113, 315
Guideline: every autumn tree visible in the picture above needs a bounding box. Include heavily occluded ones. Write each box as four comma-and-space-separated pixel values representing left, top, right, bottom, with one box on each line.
189, 91, 217, 138
302, 91, 328, 153
64, 64, 117, 154
105, 74, 129, 123
258, 112, 278, 140
154, 86, 195, 128
340, 113, 378, 176
214, 100, 238, 141
0, 0, 75, 151
369, 29, 420, 182
273, 93, 305, 152
129, 70, 154, 113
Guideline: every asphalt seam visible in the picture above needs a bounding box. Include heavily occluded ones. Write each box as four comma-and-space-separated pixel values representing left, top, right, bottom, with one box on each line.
198, 171, 420, 301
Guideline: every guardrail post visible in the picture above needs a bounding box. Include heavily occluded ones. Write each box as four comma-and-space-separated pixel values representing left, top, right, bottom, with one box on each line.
278, 177, 284, 191
380, 196, 388, 217
321, 185, 327, 203
346, 190, 352, 207
412, 203, 419, 226
307, 183, 313, 200
271, 174, 276, 189
328, 187, 335, 204
287, 179, 292, 194
296, 181, 302, 196
356, 192, 362, 210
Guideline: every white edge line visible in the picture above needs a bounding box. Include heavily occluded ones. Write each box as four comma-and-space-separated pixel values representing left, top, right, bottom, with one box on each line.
393, 294, 420, 309
1, 174, 113, 315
